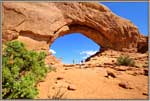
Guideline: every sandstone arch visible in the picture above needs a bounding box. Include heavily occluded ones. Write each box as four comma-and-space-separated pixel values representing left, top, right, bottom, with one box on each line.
2, 2, 147, 52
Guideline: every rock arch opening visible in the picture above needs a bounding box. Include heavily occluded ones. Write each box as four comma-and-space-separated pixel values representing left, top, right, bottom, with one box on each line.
49, 24, 110, 51
50, 33, 100, 64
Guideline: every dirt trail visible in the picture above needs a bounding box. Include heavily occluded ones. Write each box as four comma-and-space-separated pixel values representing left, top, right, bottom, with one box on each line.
37, 50, 148, 99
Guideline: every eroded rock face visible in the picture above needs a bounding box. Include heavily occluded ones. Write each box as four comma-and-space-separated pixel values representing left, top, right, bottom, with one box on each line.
137, 35, 148, 53
2, 2, 147, 52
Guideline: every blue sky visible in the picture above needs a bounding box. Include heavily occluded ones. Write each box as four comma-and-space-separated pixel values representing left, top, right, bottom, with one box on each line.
50, 2, 148, 64
50, 33, 99, 64
101, 2, 148, 35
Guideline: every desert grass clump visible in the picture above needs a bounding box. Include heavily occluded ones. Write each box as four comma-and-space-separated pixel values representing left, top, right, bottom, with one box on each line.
51, 87, 66, 99
117, 55, 135, 66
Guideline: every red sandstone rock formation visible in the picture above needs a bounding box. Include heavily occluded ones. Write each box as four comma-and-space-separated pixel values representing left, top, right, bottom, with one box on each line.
2, 2, 147, 52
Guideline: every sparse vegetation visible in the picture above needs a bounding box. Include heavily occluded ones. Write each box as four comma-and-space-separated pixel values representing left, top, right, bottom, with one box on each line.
2, 40, 52, 99
117, 55, 135, 66
51, 87, 66, 99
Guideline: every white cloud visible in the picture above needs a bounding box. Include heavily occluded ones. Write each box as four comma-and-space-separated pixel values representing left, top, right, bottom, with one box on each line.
80, 50, 97, 59
49, 49, 56, 54
82, 56, 89, 59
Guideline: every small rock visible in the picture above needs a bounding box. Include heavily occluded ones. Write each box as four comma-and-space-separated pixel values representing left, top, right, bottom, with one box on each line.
142, 92, 148, 96
67, 85, 76, 91
64, 68, 68, 70
50, 62, 55, 65
143, 69, 148, 76
106, 70, 117, 78
56, 77, 64, 80
118, 82, 133, 89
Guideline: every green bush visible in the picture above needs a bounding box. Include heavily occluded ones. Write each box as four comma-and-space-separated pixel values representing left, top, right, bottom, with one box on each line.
117, 55, 135, 66
2, 40, 50, 99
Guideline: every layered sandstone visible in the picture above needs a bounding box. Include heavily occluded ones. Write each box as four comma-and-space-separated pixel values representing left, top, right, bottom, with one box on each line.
2, 2, 147, 52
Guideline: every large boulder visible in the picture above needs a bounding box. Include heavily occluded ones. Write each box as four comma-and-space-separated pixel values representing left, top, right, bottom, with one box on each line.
2, 2, 147, 52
